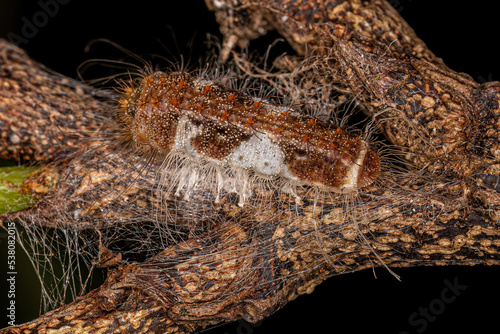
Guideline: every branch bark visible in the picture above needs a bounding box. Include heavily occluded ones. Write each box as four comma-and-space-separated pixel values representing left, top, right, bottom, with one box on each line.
1, 1, 500, 333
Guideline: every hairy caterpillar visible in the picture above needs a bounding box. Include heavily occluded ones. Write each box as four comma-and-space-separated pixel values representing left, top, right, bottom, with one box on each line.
117, 70, 380, 207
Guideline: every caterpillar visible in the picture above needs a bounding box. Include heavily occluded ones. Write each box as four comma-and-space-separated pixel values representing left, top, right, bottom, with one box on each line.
117, 70, 380, 207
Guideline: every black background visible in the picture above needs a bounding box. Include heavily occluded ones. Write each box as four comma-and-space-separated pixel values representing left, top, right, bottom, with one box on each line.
1, 0, 500, 333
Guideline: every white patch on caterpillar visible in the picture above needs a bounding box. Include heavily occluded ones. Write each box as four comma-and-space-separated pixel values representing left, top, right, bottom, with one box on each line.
341, 142, 368, 192
227, 134, 286, 176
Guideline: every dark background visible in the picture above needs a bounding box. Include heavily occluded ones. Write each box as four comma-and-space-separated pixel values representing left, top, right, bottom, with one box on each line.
1, 0, 500, 333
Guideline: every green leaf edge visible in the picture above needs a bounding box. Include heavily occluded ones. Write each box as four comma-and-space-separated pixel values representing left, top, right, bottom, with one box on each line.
0, 166, 40, 214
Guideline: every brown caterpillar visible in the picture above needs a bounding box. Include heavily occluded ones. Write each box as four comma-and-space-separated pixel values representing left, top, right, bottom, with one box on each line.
118, 70, 380, 206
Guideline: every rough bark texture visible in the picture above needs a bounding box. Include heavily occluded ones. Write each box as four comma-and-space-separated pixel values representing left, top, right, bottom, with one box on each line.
0, 40, 116, 164
1, 0, 500, 333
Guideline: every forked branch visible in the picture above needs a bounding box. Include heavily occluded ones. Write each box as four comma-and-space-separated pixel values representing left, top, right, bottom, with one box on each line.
1, 1, 500, 333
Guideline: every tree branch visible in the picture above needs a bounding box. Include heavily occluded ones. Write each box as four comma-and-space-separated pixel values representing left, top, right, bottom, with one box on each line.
1, 1, 500, 333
